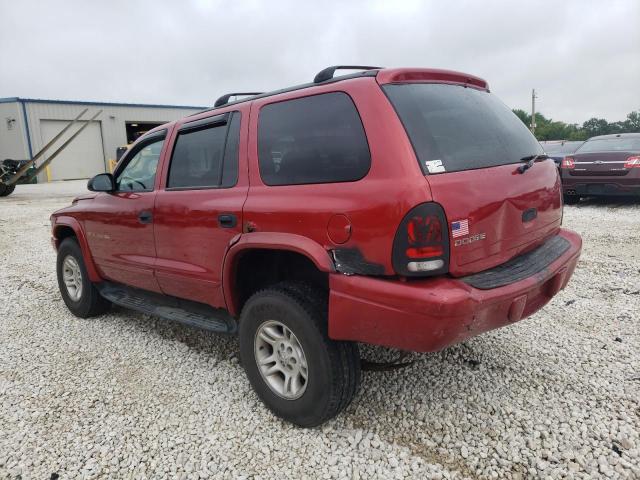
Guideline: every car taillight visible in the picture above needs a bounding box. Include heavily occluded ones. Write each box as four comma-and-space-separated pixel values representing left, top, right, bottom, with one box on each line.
392, 202, 449, 276
561, 156, 575, 169
624, 156, 640, 168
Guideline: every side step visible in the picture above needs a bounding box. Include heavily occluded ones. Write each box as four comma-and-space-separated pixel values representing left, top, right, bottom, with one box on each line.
97, 282, 237, 334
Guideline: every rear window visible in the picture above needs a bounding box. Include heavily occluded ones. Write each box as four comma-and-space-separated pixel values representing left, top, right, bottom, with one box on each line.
383, 83, 542, 174
258, 92, 371, 186
541, 141, 583, 155
167, 112, 240, 189
576, 137, 640, 153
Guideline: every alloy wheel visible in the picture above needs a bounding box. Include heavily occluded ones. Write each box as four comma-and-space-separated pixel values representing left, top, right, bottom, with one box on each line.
254, 320, 309, 400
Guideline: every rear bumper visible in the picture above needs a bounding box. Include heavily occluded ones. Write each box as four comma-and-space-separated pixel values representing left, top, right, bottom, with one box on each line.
328, 228, 582, 352
563, 178, 640, 197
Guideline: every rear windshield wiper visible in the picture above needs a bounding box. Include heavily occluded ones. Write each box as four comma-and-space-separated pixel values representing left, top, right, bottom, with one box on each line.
518, 154, 549, 173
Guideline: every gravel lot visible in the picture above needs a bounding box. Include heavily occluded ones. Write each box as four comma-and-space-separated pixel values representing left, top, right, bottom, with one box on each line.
1, 180, 638, 479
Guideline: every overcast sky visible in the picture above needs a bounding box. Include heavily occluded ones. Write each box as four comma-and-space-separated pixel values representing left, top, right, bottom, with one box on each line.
1, 0, 638, 124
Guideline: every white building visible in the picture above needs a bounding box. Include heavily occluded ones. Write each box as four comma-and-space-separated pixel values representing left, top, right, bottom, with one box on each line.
0, 97, 205, 182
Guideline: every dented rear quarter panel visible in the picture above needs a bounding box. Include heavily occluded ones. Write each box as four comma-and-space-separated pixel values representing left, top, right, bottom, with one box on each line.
242, 77, 432, 276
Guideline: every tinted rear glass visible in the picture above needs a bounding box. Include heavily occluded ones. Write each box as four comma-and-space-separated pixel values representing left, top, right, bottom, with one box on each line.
383, 84, 542, 174
576, 137, 640, 153
541, 141, 583, 155
258, 92, 370, 185
168, 112, 240, 189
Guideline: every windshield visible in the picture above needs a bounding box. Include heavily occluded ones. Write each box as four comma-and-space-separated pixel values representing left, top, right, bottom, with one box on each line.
383, 83, 543, 174
576, 137, 640, 153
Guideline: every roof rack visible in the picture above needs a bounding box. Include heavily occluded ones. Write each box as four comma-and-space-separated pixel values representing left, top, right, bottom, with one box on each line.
191, 69, 381, 117
214, 92, 263, 108
313, 65, 382, 83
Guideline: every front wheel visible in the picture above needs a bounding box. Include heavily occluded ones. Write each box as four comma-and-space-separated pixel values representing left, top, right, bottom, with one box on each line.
239, 282, 360, 427
56, 237, 110, 318
0, 183, 16, 197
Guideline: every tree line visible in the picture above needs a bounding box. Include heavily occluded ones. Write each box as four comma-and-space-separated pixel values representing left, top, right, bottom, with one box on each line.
512, 109, 640, 141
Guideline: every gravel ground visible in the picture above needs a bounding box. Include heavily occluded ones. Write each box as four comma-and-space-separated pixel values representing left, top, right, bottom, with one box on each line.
1, 181, 639, 480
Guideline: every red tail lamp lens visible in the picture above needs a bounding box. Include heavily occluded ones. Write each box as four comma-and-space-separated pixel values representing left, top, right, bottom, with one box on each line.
406, 246, 444, 258
624, 156, 640, 168
406, 215, 443, 258
561, 156, 575, 169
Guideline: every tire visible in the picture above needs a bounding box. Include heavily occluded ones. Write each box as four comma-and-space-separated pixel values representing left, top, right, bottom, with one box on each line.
56, 237, 110, 318
239, 282, 360, 427
0, 183, 15, 197
563, 194, 579, 205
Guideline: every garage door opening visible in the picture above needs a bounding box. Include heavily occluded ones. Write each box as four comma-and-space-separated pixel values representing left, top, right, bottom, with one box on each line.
125, 122, 165, 144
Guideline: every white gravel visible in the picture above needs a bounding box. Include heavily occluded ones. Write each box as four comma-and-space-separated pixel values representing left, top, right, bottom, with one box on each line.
1, 181, 639, 479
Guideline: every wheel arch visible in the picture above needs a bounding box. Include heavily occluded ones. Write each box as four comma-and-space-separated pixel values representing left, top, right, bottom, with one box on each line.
222, 232, 335, 317
52, 216, 103, 283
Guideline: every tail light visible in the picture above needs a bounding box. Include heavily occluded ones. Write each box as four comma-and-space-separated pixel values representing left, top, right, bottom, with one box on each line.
561, 156, 575, 169
624, 156, 640, 168
392, 202, 449, 276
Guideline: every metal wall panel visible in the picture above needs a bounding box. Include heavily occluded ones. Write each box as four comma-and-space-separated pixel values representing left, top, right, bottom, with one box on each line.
22, 102, 201, 181
0, 102, 29, 159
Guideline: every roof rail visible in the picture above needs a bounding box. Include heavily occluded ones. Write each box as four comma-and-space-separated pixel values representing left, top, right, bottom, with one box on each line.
189, 70, 381, 117
313, 65, 382, 84
214, 92, 263, 108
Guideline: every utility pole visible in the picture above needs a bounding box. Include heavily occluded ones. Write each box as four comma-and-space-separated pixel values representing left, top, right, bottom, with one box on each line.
530, 89, 537, 134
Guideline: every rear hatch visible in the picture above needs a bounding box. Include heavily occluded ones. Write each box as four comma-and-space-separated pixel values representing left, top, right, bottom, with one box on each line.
383, 82, 562, 277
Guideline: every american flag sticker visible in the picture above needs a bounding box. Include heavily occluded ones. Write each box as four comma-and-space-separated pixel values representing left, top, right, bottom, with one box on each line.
451, 219, 469, 238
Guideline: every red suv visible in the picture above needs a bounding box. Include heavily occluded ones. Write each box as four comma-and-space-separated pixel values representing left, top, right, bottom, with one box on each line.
51, 66, 582, 426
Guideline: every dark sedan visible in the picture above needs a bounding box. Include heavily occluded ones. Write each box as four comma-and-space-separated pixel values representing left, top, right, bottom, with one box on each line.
540, 140, 584, 167
561, 133, 640, 204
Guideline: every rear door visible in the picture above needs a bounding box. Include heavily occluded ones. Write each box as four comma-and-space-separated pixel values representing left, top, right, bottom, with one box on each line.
152, 110, 248, 308
383, 83, 562, 276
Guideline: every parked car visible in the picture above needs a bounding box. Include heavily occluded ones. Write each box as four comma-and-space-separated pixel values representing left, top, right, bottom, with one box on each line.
561, 133, 640, 204
51, 66, 582, 427
540, 140, 584, 167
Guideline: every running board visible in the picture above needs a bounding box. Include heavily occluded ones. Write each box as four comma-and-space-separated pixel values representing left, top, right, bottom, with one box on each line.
97, 282, 237, 334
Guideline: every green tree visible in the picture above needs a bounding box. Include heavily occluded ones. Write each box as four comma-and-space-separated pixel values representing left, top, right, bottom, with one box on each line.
511, 109, 637, 141
582, 118, 610, 137
513, 109, 530, 126
625, 111, 640, 131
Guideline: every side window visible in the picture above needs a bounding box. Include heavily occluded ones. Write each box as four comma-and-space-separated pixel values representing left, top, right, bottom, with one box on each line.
167, 112, 241, 189
116, 136, 165, 192
258, 92, 371, 186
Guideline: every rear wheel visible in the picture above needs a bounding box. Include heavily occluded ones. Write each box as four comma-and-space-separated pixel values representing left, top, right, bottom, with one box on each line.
0, 183, 15, 197
239, 282, 360, 427
563, 194, 579, 205
56, 237, 110, 318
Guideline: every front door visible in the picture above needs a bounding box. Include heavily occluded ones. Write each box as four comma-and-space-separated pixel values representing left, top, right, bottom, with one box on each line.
153, 111, 248, 307
84, 131, 167, 292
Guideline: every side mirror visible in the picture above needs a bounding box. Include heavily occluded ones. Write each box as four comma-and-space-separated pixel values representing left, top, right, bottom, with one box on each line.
88, 173, 115, 192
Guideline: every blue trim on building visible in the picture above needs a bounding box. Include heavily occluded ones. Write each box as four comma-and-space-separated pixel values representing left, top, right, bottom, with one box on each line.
19, 100, 34, 159
0, 97, 206, 110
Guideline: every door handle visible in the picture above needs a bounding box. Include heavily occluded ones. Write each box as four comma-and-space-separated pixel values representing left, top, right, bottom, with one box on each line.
138, 210, 153, 224
218, 213, 237, 228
